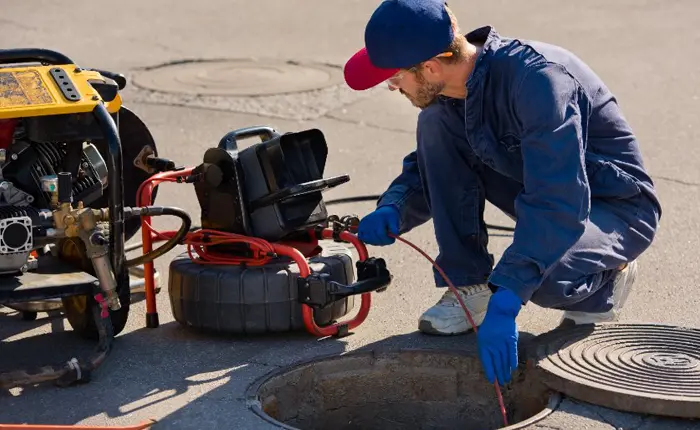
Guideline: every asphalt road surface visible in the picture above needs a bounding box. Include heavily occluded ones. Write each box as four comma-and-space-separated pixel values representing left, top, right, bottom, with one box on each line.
1, 1, 699, 429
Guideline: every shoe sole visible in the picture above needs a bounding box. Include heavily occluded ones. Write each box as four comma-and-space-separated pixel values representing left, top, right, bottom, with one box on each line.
418, 320, 476, 336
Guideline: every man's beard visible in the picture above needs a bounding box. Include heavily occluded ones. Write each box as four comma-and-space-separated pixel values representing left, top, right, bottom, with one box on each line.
402, 74, 445, 109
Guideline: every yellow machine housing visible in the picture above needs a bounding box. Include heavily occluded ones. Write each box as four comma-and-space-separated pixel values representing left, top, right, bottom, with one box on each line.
0, 64, 121, 119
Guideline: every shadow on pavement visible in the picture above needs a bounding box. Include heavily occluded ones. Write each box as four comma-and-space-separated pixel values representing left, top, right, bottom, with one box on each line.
156, 328, 539, 429
0, 315, 352, 427
0, 308, 538, 429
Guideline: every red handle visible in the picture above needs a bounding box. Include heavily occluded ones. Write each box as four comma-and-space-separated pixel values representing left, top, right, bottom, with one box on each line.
274, 229, 372, 337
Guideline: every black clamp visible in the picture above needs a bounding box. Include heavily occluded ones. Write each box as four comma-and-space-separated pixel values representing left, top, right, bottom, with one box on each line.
297, 257, 392, 308
325, 214, 360, 242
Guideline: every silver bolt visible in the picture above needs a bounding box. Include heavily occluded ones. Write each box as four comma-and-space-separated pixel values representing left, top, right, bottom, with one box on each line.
10, 153, 17, 161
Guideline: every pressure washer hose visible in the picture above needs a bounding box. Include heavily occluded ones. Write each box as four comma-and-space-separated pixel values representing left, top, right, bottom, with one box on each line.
122, 206, 192, 267
0, 294, 114, 391
0, 204, 189, 392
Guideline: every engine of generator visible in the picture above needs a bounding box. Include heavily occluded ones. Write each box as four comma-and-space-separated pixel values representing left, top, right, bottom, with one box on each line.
0, 117, 109, 276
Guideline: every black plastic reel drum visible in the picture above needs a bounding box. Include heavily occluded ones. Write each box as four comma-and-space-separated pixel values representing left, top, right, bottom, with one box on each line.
168, 241, 356, 333
169, 125, 387, 334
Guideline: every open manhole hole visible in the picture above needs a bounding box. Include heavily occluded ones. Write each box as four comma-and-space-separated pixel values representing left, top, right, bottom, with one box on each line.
246, 349, 561, 430
132, 58, 344, 97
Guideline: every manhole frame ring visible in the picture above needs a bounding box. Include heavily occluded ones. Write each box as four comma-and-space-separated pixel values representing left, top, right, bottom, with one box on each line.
245, 347, 562, 430
130, 57, 346, 98
530, 322, 700, 420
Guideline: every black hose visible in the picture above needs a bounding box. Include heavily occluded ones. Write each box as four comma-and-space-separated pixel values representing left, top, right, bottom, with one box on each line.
123, 206, 192, 267
121, 194, 515, 255
121, 192, 514, 256
325, 194, 516, 232
0, 297, 114, 390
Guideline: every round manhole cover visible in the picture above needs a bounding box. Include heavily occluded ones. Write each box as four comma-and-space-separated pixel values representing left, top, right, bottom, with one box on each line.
132, 59, 344, 96
531, 323, 700, 419
246, 349, 561, 430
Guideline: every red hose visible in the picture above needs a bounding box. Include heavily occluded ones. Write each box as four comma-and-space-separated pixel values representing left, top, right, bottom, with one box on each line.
135, 169, 374, 338
0, 419, 156, 429
297, 229, 372, 337
133, 169, 506, 425
388, 233, 509, 427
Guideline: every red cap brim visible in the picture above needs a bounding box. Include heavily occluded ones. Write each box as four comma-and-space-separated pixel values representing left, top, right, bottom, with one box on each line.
343, 47, 399, 91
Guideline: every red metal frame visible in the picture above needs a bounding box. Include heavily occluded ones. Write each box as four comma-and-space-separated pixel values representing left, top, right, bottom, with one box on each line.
272, 229, 372, 337
136, 170, 373, 337
136, 168, 194, 326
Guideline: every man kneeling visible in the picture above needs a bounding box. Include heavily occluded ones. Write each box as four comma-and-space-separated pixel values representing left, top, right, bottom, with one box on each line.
343, 0, 662, 385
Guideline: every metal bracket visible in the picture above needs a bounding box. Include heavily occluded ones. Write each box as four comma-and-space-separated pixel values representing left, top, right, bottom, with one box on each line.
133, 144, 156, 174
49, 67, 81, 102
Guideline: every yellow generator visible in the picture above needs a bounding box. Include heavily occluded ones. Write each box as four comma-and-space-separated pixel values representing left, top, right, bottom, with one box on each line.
0, 48, 167, 388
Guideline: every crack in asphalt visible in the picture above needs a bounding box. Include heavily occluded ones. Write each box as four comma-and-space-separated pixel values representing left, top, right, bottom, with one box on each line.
322, 115, 700, 189
125, 99, 699, 191
0, 18, 36, 31
653, 175, 700, 187
323, 113, 414, 135
246, 359, 283, 369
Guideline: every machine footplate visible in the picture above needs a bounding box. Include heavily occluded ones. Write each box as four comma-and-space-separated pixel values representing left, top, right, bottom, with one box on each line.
0, 256, 98, 304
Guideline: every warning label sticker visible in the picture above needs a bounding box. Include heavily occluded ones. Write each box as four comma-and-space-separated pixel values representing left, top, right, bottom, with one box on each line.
0, 70, 55, 109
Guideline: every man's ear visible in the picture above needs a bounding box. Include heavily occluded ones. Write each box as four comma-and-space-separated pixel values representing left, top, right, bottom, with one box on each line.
421, 59, 444, 79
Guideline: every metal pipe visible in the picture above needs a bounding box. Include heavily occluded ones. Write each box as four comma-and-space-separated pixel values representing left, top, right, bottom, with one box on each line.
0, 48, 74, 65
90, 254, 120, 311
92, 104, 126, 292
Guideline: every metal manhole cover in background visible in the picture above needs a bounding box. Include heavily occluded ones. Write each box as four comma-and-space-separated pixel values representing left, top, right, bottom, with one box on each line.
530, 323, 700, 419
132, 59, 345, 97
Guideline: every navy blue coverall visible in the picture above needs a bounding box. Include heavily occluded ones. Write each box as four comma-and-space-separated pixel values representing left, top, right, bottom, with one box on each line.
376, 26, 662, 313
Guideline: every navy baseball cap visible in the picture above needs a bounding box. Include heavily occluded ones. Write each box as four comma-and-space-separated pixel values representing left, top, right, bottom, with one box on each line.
344, 0, 454, 90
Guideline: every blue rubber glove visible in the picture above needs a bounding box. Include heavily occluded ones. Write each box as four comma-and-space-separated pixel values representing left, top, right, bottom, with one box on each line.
477, 286, 523, 385
357, 206, 400, 246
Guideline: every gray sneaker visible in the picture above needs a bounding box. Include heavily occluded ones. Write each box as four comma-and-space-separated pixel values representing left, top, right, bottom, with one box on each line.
418, 284, 492, 335
560, 260, 638, 326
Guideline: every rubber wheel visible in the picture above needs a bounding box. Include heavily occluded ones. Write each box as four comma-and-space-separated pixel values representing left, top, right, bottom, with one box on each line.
62, 290, 130, 341
168, 242, 356, 334
58, 237, 130, 340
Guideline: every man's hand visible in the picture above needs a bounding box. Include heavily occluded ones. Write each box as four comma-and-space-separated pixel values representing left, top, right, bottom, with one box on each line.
477, 287, 523, 385
357, 206, 400, 245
